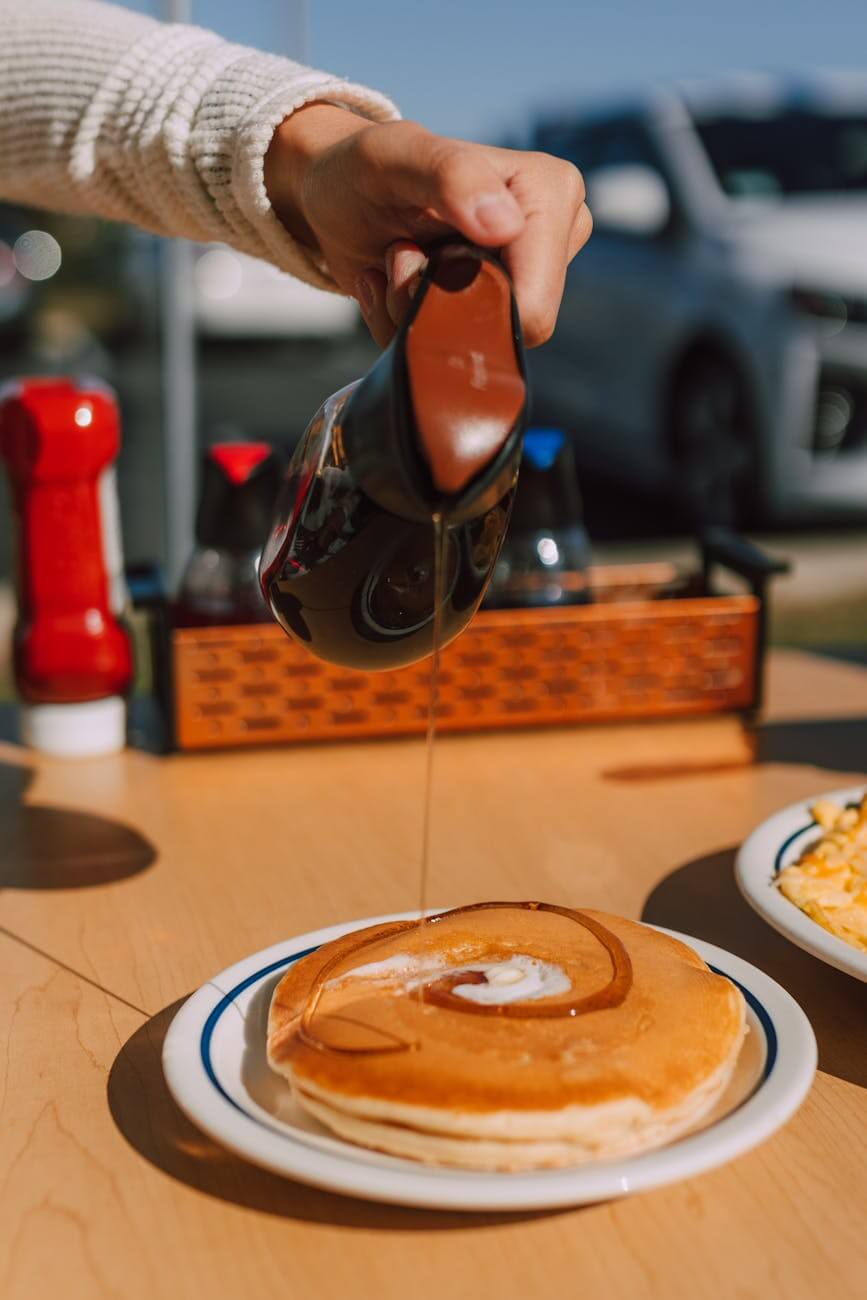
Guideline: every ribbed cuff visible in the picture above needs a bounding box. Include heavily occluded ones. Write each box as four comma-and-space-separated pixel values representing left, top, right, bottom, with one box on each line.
193, 52, 400, 291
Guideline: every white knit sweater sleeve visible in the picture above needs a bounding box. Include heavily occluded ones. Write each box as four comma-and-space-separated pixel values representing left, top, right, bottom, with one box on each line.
0, 0, 399, 291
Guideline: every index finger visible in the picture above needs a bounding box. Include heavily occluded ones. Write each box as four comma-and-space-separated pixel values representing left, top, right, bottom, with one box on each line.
493, 155, 589, 346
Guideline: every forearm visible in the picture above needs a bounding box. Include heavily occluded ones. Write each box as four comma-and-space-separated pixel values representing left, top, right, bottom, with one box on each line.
0, 0, 398, 290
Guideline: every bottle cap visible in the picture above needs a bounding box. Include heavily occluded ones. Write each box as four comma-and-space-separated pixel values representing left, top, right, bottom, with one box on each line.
196, 442, 282, 552
20, 696, 127, 758
523, 428, 565, 471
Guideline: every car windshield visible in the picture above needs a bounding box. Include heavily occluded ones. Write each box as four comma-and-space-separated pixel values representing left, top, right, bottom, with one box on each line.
694, 110, 867, 198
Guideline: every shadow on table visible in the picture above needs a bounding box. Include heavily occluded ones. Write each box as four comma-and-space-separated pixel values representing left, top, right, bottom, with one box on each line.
108, 997, 570, 1229
603, 715, 867, 783
754, 716, 867, 775
642, 847, 867, 1090
0, 761, 155, 890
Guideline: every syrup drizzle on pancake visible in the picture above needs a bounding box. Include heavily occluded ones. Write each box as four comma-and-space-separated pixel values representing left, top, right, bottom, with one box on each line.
297, 902, 634, 1055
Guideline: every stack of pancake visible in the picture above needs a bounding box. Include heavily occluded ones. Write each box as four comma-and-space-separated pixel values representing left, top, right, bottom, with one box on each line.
267, 904, 746, 1171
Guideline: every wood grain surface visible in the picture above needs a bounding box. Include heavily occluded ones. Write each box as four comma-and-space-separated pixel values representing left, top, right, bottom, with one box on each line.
1, 648, 865, 1299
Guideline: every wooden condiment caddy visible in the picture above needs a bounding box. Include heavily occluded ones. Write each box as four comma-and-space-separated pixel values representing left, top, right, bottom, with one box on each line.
164, 529, 787, 751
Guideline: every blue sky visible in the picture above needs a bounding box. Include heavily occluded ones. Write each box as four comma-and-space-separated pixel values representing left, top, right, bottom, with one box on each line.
185, 1, 867, 142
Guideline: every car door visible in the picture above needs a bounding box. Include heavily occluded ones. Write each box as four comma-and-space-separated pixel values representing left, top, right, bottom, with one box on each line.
532, 117, 688, 492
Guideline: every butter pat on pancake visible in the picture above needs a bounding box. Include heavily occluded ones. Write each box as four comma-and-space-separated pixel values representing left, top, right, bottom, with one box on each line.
267, 905, 746, 1170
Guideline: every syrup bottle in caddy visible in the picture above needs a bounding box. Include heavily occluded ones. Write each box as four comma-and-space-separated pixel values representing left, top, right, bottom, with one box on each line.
0, 378, 132, 756
175, 442, 282, 627
485, 427, 593, 609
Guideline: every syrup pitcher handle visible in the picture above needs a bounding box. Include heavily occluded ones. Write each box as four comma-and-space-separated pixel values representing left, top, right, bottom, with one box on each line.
342, 238, 528, 525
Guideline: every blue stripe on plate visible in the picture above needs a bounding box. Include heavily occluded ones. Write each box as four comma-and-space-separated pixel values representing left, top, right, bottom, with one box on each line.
773, 819, 816, 876
773, 796, 865, 876
723, 969, 777, 1079
197, 946, 777, 1141
200, 946, 317, 1125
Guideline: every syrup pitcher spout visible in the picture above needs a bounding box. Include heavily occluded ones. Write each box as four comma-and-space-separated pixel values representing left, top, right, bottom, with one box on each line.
259, 242, 528, 671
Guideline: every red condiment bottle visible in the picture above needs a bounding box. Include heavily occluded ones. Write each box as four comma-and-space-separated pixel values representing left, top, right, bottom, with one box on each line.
0, 378, 132, 756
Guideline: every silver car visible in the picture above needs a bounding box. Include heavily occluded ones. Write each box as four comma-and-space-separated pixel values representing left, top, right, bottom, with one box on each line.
529, 73, 867, 524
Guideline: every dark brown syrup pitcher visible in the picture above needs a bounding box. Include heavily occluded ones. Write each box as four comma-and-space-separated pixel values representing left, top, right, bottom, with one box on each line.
259, 244, 527, 671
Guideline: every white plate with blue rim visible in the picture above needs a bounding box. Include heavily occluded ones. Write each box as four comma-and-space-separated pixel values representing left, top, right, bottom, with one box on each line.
736, 785, 867, 984
162, 912, 816, 1212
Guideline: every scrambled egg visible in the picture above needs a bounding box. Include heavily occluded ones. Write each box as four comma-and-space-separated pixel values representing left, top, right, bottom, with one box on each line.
777, 796, 867, 953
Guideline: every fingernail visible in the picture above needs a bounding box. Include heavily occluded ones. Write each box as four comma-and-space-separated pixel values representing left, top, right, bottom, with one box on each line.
355, 274, 374, 314
473, 192, 523, 236
391, 248, 427, 289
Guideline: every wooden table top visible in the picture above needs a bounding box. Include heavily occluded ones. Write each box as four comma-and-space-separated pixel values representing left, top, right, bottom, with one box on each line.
1, 647, 865, 1300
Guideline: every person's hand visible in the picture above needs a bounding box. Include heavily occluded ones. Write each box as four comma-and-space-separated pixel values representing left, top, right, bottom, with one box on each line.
264, 105, 591, 347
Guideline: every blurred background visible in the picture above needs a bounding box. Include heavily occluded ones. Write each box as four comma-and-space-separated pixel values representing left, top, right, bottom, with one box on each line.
2, 0, 867, 685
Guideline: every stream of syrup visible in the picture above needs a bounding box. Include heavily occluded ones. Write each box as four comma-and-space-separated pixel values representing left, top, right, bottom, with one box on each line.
297, 528, 635, 1056
417, 512, 447, 925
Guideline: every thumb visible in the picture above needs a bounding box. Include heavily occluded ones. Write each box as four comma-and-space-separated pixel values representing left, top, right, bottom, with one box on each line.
376, 128, 526, 247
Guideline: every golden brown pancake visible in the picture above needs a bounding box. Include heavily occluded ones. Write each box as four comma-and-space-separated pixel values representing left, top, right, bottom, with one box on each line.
267, 904, 746, 1170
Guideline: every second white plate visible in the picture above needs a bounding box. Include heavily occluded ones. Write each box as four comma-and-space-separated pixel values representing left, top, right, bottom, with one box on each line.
736, 785, 867, 983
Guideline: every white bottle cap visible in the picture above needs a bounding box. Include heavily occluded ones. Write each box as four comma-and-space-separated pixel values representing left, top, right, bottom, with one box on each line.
20, 696, 127, 758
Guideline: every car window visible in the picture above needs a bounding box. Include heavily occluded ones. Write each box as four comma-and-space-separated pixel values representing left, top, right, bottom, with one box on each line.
534, 123, 601, 173
589, 121, 664, 174
694, 111, 867, 197
540, 118, 670, 184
